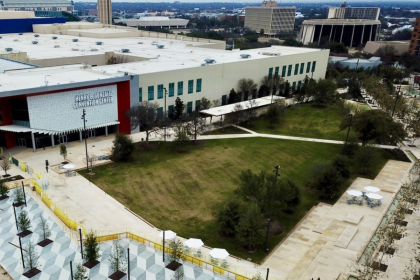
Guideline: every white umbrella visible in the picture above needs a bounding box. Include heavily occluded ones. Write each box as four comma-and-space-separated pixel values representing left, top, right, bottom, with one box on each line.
159, 230, 177, 240
63, 164, 75, 169
364, 186, 381, 192
209, 248, 229, 259
346, 190, 363, 196
366, 193, 383, 200
184, 238, 204, 249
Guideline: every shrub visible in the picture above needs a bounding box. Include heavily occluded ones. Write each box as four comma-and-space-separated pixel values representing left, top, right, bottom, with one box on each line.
83, 231, 101, 264
354, 145, 379, 176
236, 203, 264, 251
0, 182, 9, 197
216, 201, 241, 237
306, 163, 343, 199
18, 210, 31, 232
110, 133, 134, 162
278, 179, 300, 213
332, 155, 351, 179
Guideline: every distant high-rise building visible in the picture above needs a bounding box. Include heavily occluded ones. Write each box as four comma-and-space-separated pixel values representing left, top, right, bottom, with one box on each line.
328, 6, 380, 20
0, 0, 72, 12
245, 1, 295, 36
98, 0, 112, 25
409, 18, 420, 58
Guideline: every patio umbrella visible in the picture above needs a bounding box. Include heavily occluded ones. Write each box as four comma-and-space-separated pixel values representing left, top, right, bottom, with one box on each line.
364, 186, 381, 192
184, 238, 204, 249
346, 190, 363, 196
366, 193, 383, 200
209, 248, 229, 259
159, 230, 177, 240
63, 164, 75, 169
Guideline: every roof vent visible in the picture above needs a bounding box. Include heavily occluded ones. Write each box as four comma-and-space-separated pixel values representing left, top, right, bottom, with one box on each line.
91, 48, 98, 51
18, 33, 23, 35
151, 41, 158, 45
72, 39, 78, 42
54, 45, 60, 48
261, 52, 281, 56
138, 42, 143, 44
157, 45, 164, 49
204, 58, 216, 64
52, 36, 57, 39
32, 41, 38, 44
72, 48, 79, 51
13, 39, 18, 42
121, 49, 130, 53
201, 63, 207, 66
240, 54, 251, 58
5, 48, 12, 51
96, 41, 103, 45
34, 34, 39, 37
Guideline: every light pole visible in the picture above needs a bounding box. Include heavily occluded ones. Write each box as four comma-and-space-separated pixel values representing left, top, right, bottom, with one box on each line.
164, 88, 168, 142
265, 165, 280, 251
391, 85, 402, 118
81, 109, 89, 172
344, 113, 353, 147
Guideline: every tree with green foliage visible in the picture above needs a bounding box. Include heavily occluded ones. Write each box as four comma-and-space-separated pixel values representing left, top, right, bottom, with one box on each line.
283, 81, 291, 98
110, 133, 134, 161
332, 155, 351, 179
74, 263, 89, 280
324, 41, 348, 54
306, 78, 338, 105
258, 84, 270, 98
18, 210, 31, 232
236, 203, 264, 251
24, 242, 39, 273
306, 163, 343, 199
13, 187, 24, 205
38, 215, 51, 241
109, 240, 127, 274
259, 29, 264, 35
278, 179, 300, 213
173, 97, 185, 120
168, 238, 184, 264
228, 88, 238, 104
199, 97, 212, 110
173, 123, 190, 148
84, 231, 101, 265
217, 201, 241, 237
341, 136, 360, 158
354, 145, 380, 176
0, 182, 9, 198
282, 37, 303, 47
60, 144, 67, 162
264, 105, 281, 128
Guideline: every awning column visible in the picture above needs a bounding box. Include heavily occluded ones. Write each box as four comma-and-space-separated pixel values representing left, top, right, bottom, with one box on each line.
51, 135, 55, 148
31, 132, 36, 152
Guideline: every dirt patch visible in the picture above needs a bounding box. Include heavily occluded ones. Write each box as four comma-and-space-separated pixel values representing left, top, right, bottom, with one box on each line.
109, 271, 127, 280
267, 219, 285, 236
138, 143, 159, 151
23, 268, 41, 278
83, 260, 100, 269
37, 239, 53, 247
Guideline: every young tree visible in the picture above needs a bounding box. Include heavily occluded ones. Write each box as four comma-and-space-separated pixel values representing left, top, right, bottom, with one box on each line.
258, 84, 269, 98
216, 201, 241, 237
173, 97, 185, 120
228, 88, 238, 104
108, 240, 127, 274
0, 182, 9, 198
84, 231, 101, 265
168, 238, 184, 264
38, 215, 51, 241
13, 187, 24, 205
86, 153, 97, 174
0, 157, 11, 176
110, 133, 134, 162
18, 210, 31, 232
332, 155, 351, 179
74, 263, 89, 280
278, 179, 300, 213
236, 203, 264, 251
305, 78, 338, 105
126, 101, 161, 144
244, 99, 260, 125
264, 105, 281, 128
199, 97, 212, 110
211, 99, 221, 108
24, 242, 39, 273
184, 111, 206, 142
60, 144, 67, 162
283, 81, 291, 98
173, 123, 190, 149
238, 78, 257, 101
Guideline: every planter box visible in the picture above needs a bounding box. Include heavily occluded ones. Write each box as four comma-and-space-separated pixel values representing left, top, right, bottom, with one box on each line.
83, 260, 100, 269
17, 230, 32, 238
37, 239, 53, 247
165, 261, 183, 280
109, 271, 126, 280
0, 195, 8, 201
23, 268, 41, 278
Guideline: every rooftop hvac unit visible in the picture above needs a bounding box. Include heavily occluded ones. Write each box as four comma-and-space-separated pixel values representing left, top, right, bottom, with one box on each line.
204, 58, 216, 64
157, 45, 164, 49
151, 41, 158, 45
261, 52, 281, 56
121, 49, 130, 53
96, 41, 103, 45
240, 54, 251, 58
32, 41, 38, 44
54, 45, 60, 48
91, 48, 98, 51
13, 39, 18, 42
34, 34, 39, 37
72, 39, 78, 42
18, 33, 23, 35
72, 48, 79, 51
138, 42, 143, 44
5, 48, 12, 51
52, 36, 57, 39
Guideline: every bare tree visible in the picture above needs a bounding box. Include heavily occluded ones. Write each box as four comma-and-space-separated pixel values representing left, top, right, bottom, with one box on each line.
212, 99, 221, 108
24, 242, 39, 273
261, 74, 284, 98
38, 215, 51, 241
86, 154, 97, 174
0, 157, 11, 176
126, 101, 162, 145
238, 78, 257, 100
108, 240, 127, 275
185, 111, 206, 142
244, 99, 260, 125
232, 104, 243, 129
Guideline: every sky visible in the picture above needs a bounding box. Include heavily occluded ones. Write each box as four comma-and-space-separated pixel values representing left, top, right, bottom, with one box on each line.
77, 0, 417, 2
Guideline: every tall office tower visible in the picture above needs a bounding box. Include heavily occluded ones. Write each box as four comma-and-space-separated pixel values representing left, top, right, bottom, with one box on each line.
408, 18, 420, 58
98, 0, 112, 24
328, 6, 380, 20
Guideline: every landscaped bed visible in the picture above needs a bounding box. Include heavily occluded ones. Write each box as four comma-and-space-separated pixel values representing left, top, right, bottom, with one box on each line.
82, 137, 395, 263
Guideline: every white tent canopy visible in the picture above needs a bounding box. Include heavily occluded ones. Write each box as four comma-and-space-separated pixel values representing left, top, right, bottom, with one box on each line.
158, 230, 177, 240
184, 238, 204, 249
209, 248, 229, 259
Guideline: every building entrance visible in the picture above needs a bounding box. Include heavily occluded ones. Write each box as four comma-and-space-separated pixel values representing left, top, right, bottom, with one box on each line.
58, 135, 68, 144
17, 138, 26, 147
87, 129, 95, 138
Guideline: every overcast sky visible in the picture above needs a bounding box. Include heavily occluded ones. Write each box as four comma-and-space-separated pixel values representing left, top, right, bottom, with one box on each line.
78, 0, 416, 3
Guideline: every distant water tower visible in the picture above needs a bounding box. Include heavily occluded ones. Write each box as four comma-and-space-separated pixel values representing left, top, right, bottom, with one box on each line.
98, 0, 112, 25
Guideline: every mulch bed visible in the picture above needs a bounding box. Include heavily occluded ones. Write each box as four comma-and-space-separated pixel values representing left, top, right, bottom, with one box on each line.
13, 201, 25, 207
108, 271, 127, 280
138, 143, 159, 151
406, 209, 414, 215
166, 261, 182, 271
380, 246, 396, 255
371, 262, 388, 272
266, 219, 285, 236
37, 239, 53, 247
23, 268, 41, 278
83, 260, 100, 269
0, 195, 9, 201
17, 230, 32, 238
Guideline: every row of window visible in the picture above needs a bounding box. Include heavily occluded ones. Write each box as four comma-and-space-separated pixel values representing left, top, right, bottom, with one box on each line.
139, 79, 202, 102
268, 61, 317, 79
155, 99, 203, 117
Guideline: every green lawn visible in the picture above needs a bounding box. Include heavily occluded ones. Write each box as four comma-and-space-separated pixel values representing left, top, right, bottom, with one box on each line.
82, 138, 393, 263
247, 104, 357, 141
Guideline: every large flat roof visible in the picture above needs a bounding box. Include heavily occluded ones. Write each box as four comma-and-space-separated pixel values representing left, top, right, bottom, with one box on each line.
303, 19, 380, 25
0, 31, 323, 75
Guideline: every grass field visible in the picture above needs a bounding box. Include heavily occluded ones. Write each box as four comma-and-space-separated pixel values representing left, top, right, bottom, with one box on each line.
243, 104, 357, 141
82, 138, 394, 263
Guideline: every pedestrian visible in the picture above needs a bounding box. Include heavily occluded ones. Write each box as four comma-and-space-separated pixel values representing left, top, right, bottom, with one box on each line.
45, 159, 49, 173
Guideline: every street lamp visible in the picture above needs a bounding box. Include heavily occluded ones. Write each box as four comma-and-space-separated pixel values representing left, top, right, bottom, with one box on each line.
391, 85, 402, 118
81, 109, 89, 172
265, 165, 280, 251
344, 113, 353, 147
163, 87, 168, 142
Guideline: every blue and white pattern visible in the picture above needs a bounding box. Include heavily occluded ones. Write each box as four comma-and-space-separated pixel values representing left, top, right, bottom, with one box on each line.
0, 195, 229, 280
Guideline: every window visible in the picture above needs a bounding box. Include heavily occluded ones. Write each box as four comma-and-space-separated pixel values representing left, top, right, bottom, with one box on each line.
168, 105, 174, 118
287, 65, 292, 76
169, 83, 174, 97
196, 100, 201, 110
158, 84, 163, 99
196, 78, 202, 92
282, 66, 286, 77
138, 88, 142, 102
187, 101, 193, 113
177, 81, 183, 95
148, 86, 154, 101
311, 61, 317, 72
294, 64, 299, 75
157, 107, 163, 118
275, 67, 279, 76
188, 80, 194, 94
300, 63, 304, 74
306, 62, 311, 73
268, 67, 273, 78
298, 81, 302, 90
292, 81, 296, 91
222, 95, 227, 105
